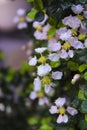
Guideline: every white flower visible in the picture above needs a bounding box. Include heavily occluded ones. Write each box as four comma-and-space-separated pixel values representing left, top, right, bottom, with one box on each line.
68, 50, 74, 58
62, 15, 81, 29
55, 97, 66, 107
28, 56, 37, 66
17, 8, 26, 16
35, 47, 47, 53
48, 53, 60, 62
34, 30, 47, 40
49, 105, 58, 114
45, 83, 55, 95
49, 97, 78, 124
29, 91, 37, 100
34, 77, 41, 92
60, 49, 68, 59
0, 103, 5, 111
71, 74, 80, 84
38, 97, 49, 106
48, 42, 61, 52
56, 28, 72, 41
84, 39, 87, 48
42, 24, 51, 32
71, 4, 84, 14
37, 63, 51, 77
67, 107, 78, 116
13, 8, 31, 29
83, 11, 87, 18
52, 71, 63, 80
57, 114, 68, 124
49, 97, 68, 123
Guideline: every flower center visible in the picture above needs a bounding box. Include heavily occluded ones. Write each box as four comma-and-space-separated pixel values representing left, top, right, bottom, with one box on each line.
62, 42, 70, 50
38, 56, 46, 63
58, 107, 66, 115
37, 92, 44, 98
47, 35, 53, 40
34, 25, 42, 31
42, 76, 51, 84
19, 17, 25, 22
71, 29, 77, 36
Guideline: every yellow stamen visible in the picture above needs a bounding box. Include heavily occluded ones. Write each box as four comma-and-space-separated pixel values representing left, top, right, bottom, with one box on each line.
37, 92, 44, 98
34, 25, 42, 31
19, 17, 25, 22
47, 35, 53, 40
77, 14, 84, 20
62, 42, 71, 50
38, 56, 46, 64
58, 107, 66, 115
42, 76, 51, 84
71, 29, 77, 36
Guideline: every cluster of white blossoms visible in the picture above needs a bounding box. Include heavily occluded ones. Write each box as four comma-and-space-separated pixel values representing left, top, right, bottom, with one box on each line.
29, 47, 63, 106
13, 8, 32, 29
49, 97, 78, 124
28, 4, 87, 124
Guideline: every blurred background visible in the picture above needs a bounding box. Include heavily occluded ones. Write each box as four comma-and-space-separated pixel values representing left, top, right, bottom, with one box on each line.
0, 0, 32, 70
0, 0, 34, 130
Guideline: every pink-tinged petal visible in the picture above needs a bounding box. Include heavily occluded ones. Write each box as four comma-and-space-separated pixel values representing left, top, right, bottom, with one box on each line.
49, 105, 58, 114
67, 106, 78, 116
57, 114, 64, 123
29, 91, 37, 100
55, 97, 66, 107
63, 114, 68, 123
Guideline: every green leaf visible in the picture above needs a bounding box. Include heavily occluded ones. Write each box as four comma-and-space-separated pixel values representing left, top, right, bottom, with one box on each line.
67, 61, 79, 71
85, 114, 87, 122
79, 0, 87, 3
39, 125, 53, 130
80, 101, 87, 113
50, 61, 61, 68
84, 72, 87, 81
28, 9, 37, 20
48, 27, 56, 36
27, 117, 39, 125
78, 89, 87, 100
79, 64, 87, 72
35, 11, 44, 22
34, 0, 44, 10
79, 119, 87, 130
84, 89, 87, 98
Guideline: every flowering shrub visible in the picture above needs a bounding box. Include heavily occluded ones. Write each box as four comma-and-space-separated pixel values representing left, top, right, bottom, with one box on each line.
14, 0, 87, 130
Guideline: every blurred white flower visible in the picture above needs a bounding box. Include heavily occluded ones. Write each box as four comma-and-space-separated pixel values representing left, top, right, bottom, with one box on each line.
34, 30, 47, 40
48, 41, 61, 52
56, 28, 72, 41
48, 53, 60, 62
37, 63, 51, 77
71, 74, 80, 84
71, 4, 84, 14
34, 77, 41, 92
84, 39, 87, 48
62, 15, 81, 29
0, 103, 5, 111
83, 11, 87, 18
13, 8, 32, 29
52, 71, 63, 80
28, 56, 37, 66
45, 83, 55, 95
35, 47, 47, 53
